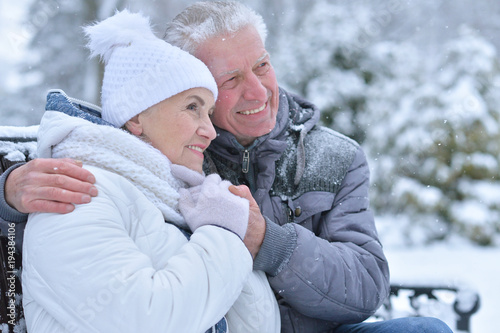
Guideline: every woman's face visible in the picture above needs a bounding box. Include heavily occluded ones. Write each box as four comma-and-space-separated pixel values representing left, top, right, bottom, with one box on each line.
127, 88, 216, 173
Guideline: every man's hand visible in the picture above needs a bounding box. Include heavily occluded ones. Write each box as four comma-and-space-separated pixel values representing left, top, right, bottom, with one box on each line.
229, 185, 265, 259
5, 158, 98, 214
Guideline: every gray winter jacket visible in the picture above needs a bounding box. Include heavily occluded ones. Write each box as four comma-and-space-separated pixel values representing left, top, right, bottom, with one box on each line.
203, 88, 390, 332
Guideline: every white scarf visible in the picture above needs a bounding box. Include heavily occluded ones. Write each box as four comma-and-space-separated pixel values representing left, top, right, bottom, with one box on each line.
51, 122, 187, 227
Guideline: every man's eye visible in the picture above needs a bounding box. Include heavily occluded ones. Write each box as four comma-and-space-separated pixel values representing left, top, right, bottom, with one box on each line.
256, 62, 270, 74
187, 103, 198, 111
221, 76, 237, 89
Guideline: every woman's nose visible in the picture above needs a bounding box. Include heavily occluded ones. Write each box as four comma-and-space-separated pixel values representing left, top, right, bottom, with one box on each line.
198, 115, 217, 141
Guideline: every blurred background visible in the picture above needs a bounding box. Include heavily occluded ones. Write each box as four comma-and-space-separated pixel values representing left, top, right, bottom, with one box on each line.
1, 0, 499, 331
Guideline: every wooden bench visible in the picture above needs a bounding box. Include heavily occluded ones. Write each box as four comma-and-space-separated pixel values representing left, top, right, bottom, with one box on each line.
0, 126, 481, 332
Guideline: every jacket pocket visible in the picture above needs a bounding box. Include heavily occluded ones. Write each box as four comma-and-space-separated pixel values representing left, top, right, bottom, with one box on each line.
284, 192, 335, 227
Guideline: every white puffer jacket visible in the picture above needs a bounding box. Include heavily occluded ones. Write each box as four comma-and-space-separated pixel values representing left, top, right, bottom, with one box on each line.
22, 111, 280, 333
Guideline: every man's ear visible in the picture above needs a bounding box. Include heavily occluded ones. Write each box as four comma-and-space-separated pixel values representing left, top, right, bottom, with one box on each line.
125, 115, 143, 136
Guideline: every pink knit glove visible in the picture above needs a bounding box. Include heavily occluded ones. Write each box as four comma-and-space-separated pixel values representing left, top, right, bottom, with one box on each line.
177, 174, 249, 239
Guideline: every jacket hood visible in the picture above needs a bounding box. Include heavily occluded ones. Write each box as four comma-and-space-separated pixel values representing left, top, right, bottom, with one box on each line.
38, 89, 114, 159
45, 89, 110, 126
283, 89, 321, 184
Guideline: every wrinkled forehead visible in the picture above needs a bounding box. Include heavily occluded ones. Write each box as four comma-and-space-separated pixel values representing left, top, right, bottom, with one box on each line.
194, 25, 268, 73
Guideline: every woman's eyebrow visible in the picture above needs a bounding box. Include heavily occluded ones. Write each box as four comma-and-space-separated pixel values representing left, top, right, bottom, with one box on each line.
186, 95, 205, 105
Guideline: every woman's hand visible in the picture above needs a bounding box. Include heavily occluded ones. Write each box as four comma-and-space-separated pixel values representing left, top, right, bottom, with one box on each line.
178, 174, 249, 239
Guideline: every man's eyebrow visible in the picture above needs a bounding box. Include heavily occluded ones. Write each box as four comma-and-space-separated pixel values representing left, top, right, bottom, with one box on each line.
216, 52, 270, 78
217, 68, 239, 78
254, 52, 269, 65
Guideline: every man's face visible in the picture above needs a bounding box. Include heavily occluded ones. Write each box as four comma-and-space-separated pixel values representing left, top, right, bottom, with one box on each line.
194, 25, 279, 147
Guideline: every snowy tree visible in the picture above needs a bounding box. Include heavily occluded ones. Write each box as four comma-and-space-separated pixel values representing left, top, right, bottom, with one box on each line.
364, 28, 500, 246
271, 0, 500, 246
2, 0, 124, 126
273, 0, 383, 143
0, 0, 196, 126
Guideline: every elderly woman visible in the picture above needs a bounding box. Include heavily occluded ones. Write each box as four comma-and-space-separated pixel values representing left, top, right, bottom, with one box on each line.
21, 10, 279, 333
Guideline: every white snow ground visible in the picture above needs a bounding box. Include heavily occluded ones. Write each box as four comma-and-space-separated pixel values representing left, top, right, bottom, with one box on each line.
384, 243, 499, 333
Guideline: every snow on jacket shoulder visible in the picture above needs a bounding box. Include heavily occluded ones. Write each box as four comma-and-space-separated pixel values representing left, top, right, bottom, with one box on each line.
22, 165, 252, 332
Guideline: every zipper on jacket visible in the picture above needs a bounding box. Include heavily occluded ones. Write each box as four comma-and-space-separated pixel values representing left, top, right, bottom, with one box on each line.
242, 150, 250, 174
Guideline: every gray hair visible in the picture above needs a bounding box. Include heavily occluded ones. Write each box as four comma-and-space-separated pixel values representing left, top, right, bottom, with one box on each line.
163, 1, 268, 55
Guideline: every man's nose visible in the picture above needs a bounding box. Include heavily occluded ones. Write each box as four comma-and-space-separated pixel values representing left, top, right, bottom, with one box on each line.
242, 73, 267, 102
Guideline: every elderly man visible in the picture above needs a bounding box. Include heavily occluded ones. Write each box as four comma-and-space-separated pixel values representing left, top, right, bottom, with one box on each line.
1, 1, 452, 332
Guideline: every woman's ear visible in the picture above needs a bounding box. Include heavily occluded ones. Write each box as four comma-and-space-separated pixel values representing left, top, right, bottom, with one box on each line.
125, 115, 143, 136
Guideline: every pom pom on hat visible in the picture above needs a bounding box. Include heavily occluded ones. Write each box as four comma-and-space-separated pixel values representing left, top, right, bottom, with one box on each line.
84, 10, 218, 128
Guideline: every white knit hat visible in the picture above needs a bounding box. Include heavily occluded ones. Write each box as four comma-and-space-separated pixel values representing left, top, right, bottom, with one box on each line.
84, 10, 218, 128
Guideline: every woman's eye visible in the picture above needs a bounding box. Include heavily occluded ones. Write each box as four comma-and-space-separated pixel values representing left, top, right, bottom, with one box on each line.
187, 103, 198, 111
